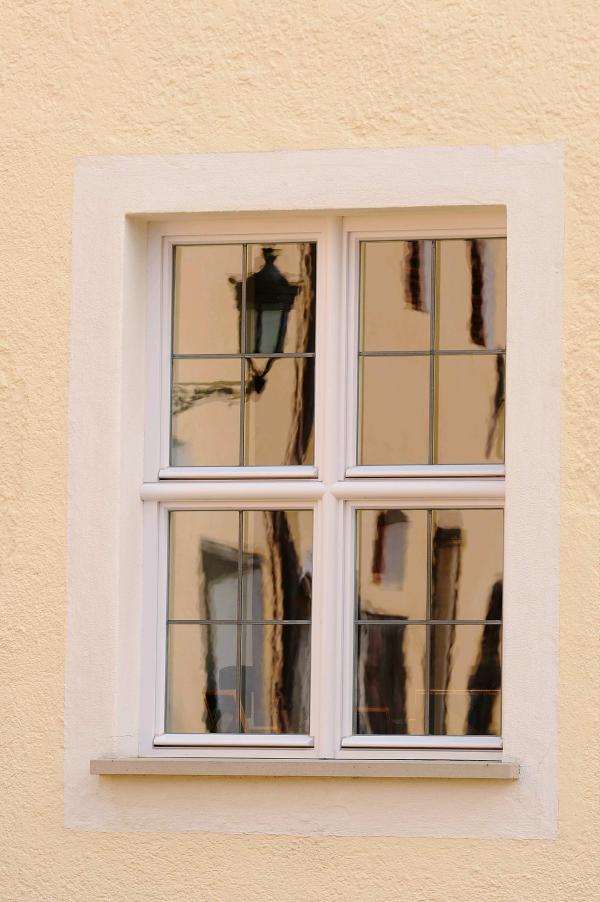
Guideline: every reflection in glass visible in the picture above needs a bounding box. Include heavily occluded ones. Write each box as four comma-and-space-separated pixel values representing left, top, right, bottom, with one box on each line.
359, 355, 429, 464
242, 510, 313, 620
353, 506, 503, 737
241, 624, 310, 733
431, 509, 503, 621
429, 624, 501, 736
244, 243, 316, 354
356, 623, 426, 735
171, 241, 316, 469
360, 240, 432, 352
245, 357, 315, 465
166, 623, 238, 733
169, 510, 239, 621
166, 509, 312, 735
437, 239, 507, 351
171, 358, 241, 466
357, 509, 428, 620
436, 353, 505, 464
173, 244, 243, 355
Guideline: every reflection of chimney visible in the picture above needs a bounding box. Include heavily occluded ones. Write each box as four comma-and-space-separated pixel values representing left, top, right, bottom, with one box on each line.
406, 241, 423, 311
371, 510, 408, 586
466, 580, 503, 735
430, 523, 462, 734
470, 239, 486, 347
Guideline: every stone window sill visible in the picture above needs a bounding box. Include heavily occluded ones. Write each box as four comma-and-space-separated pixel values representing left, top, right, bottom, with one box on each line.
90, 758, 519, 779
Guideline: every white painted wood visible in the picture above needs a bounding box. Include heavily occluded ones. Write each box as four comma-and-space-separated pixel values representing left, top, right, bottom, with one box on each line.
154, 734, 314, 748
341, 735, 502, 750
331, 479, 505, 503
346, 465, 505, 479
159, 466, 318, 480
140, 481, 326, 502
91, 757, 519, 779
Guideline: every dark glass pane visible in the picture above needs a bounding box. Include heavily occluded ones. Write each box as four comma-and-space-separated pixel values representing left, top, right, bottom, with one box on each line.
173, 244, 243, 354
166, 623, 239, 733
435, 353, 505, 464
171, 358, 241, 466
429, 624, 502, 736
244, 357, 314, 465
355, 624, 426, 735
168, 511, 240, 621
359, 355, 430, 464
431, 509, 503, 621
242, 510, 313, 621
360, 240, 432, 352
241, 624, 311, 734
245, 243, 316, 354
437, 238, 506, 351
357, 509, 428, 620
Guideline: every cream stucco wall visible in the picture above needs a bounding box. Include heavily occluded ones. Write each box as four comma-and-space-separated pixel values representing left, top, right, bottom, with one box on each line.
1, 1, 598, 899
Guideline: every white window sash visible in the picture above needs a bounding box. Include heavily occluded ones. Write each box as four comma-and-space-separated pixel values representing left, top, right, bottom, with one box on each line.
141, 212, 508, 759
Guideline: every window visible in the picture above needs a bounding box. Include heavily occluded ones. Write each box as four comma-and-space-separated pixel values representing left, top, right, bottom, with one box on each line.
69, 147, 561, 834
142, 214, 507, 757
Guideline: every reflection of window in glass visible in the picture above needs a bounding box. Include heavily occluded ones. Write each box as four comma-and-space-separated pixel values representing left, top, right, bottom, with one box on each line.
167, 509, 313, 735
358, 238, 506, 465
355, 508, 503, 737
171, 242, 316, 467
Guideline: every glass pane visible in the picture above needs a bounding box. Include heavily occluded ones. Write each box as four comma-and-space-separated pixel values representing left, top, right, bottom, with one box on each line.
437, 238, 506, 351
360, 240, 432, 352
357, 510, 428, 620
173, 244, 243, 355
431, 509, 503, 621
435, 353, 504, 464
356, 624, 426, 735
245, 243, 316, 354
429, 624, 502, 736
171, 358, 241, 466
169, 510, 240, 620
166, 623, 238, 733
244, 357, 314, 465
359, 355, 429, 464
241, 624, 310, 734
242, 510, 313, 621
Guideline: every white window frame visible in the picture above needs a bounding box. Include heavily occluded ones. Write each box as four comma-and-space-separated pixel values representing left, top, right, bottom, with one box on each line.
67, 147, 562, 836
143, 210, 506, 760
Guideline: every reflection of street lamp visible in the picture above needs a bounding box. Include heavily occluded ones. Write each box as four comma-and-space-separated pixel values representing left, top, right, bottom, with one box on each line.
230, 247, 300, 394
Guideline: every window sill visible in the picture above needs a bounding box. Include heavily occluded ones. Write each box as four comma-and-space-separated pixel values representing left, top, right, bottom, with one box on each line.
90, 758, 519, 780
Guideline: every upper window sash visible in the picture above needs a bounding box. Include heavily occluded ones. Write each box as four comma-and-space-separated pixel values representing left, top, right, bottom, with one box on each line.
145, 217, 330, 484
343, 220, 507, 479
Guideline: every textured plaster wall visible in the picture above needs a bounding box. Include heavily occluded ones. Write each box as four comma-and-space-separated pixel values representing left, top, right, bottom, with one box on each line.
0, 1, 598, 900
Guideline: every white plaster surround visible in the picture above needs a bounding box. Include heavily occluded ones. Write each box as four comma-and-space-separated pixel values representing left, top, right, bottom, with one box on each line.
67, 145, 563, 836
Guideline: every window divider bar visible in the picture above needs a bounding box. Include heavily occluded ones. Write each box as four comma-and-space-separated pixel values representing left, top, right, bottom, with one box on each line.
142, 479, 326, 502
332, 478, 505, 503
